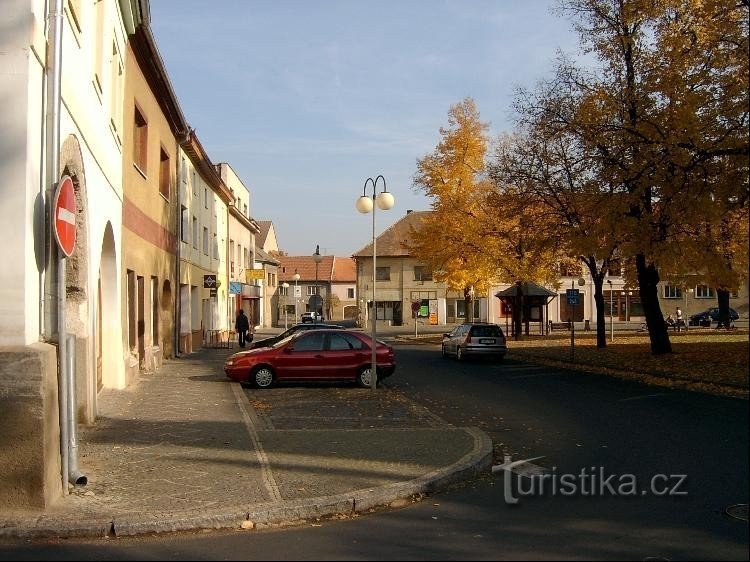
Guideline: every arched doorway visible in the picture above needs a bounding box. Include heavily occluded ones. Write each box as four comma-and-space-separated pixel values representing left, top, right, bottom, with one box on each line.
60, 136, 92, 423
98, 222, 119, 389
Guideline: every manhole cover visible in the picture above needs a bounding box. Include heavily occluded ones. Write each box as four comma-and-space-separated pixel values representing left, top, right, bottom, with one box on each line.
724, 504, 749, 522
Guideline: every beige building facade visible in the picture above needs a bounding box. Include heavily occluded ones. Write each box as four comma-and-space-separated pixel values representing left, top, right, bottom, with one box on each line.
178, 133, 231, 353
121, 25, 187, 381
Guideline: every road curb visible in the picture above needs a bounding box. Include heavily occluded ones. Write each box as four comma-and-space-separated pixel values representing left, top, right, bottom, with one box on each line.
0, 427, 492, 539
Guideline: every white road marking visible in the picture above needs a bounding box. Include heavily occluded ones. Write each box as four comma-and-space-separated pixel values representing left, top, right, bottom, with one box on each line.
231, 383, 282, 502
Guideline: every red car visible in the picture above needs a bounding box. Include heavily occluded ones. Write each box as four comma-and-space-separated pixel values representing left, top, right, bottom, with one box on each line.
224, 329, 396, 388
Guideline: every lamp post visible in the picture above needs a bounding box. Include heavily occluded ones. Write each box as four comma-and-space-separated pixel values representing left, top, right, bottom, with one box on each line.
312, 245, 323, 323
356, 175, 395, 390
293, 270, 300, 324
281, 282, 289, 329
468, 286, 475, 323
606, 279, 614, 342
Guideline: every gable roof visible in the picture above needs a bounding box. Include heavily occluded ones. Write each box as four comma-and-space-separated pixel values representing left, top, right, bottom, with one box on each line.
254, 246, 280, 266
352, 210, 431, 257
277, 255, 335, 283
331, 257, 356, 283
256, 220, 273, 247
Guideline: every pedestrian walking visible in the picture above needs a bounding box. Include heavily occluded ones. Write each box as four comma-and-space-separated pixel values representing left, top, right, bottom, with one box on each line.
675, 307, 684, 332
235, 309, 250, 348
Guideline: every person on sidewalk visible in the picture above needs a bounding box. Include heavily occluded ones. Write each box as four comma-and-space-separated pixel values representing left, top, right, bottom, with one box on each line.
235, 309, 250, 348
675, 307, 684, 332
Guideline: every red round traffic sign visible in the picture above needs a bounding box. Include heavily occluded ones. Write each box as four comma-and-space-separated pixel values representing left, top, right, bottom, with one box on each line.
54, 176, 76, 257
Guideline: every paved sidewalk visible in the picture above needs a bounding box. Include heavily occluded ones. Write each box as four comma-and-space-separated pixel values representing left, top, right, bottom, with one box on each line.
0, 346, 491, 539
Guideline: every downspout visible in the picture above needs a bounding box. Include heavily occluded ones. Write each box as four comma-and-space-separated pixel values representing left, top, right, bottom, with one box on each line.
44, 0, 70, 494
174, 141, 184, 358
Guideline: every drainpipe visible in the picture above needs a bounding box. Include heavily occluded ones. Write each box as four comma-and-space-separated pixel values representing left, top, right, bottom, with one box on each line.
66, 335, 87, 486
44, 0, 69, 494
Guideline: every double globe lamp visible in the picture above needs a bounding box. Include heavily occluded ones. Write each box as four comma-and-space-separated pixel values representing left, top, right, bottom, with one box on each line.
355, 175, 395, 390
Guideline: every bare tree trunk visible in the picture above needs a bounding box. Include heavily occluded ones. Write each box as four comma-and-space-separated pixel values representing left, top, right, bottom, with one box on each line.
583, 257, 607, 348
635, 253, 672, 354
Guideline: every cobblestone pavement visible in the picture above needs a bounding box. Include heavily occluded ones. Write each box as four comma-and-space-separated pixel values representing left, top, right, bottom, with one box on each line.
0, 345, 491, 538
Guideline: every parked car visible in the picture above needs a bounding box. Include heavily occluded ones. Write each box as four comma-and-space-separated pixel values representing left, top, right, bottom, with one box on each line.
689, 307, 739, 326
224, 329, 396, 388
301, 311, 324, 323
441, 322, 507, 361
248, 323, 344, 349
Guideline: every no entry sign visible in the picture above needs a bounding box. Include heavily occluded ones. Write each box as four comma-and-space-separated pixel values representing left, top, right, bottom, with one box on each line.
54, 176, 76, 257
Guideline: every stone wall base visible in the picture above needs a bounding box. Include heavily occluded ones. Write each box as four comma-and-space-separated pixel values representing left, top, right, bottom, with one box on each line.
0, 343, 62, 509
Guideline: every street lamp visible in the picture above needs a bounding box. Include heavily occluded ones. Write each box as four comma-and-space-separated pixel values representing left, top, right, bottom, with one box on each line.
281, 282, 289, 329
468, 286, 475, 323
293, 269, 300, 323
356, 175, 395, 390
312, 245, 323, 323
606, 279, 614, 342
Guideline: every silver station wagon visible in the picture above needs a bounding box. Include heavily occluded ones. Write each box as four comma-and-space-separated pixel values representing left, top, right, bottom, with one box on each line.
441, 322, 507, 361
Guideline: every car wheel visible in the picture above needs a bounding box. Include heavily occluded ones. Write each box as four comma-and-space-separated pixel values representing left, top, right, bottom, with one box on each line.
456, 346, 465, 361
358, 366, 375, 388
252, 366, 274, 389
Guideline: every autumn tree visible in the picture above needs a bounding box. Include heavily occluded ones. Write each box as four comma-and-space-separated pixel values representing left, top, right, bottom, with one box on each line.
490, 127, 625, 348
412, 98, 562, 335
410, 98, 495, 314
511, 0, 748, 354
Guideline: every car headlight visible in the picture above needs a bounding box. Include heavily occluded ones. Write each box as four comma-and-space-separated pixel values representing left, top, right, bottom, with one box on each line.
225, 360, 234, 366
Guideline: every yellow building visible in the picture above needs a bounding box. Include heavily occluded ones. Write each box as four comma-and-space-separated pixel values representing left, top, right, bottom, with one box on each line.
121, 24, 188, 381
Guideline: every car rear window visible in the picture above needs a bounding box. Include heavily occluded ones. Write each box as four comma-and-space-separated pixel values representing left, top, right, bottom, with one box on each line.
470, 326, 502, 338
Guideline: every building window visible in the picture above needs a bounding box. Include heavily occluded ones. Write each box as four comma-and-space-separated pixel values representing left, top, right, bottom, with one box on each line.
243, 203, 248, 217
376, 266, 390, 281
192, 170, 197, 195
414, 265, 433, 281
307, 286, 319, 296
730, 288, 740, 298
133, 105, 147, 172
109, 41, 123, 143
159, 147, 170, 199
212, 233, 218, 259
180, 206, 188, 243
204, 187, 208, 209
93, 0, 105, 95
243, 248, 248, 268
695, 285, 715, 298
663, 285, 682, 299
410, 290, 437, 301
192, 218, 198, 249
202, 227, 209, 255
559, 261, 580, 277
347, 288, 355, 299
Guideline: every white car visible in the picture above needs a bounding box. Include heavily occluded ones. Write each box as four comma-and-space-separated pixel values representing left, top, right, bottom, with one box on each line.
301, 311, 324, 323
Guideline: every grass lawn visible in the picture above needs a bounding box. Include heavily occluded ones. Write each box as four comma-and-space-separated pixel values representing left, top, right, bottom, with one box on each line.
506, 331, 749, 398
405, 330, 749, 398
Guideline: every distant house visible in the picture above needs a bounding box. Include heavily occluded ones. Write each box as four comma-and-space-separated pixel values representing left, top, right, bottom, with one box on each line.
352, 210, 474, 327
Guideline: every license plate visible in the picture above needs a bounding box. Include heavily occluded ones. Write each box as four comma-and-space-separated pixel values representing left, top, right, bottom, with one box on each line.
479, 338, 496, 344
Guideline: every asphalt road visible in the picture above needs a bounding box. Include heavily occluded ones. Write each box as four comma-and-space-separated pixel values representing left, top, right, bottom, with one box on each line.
1, 344, 747, 560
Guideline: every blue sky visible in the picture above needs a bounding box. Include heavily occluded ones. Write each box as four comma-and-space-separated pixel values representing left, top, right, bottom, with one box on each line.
150, 1, 581, 256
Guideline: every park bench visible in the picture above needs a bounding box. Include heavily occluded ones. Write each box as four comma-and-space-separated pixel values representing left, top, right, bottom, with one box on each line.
549, 321, 571, 331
